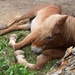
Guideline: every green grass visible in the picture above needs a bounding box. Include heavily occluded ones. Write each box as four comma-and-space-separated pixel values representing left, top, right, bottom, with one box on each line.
0, 30, 57, 75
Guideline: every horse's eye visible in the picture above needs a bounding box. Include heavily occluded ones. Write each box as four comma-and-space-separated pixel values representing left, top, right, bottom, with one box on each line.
46, 36, 53, 40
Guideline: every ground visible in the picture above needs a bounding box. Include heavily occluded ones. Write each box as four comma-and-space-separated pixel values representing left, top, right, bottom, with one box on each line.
0, 0, 75, 75
0, 0, 75, 24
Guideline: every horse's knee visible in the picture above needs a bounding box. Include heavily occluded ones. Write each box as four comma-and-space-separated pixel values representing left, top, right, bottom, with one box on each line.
36, 54, 50, 62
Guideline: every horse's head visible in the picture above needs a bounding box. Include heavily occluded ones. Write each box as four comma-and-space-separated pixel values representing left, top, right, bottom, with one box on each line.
31, 14, 67, 55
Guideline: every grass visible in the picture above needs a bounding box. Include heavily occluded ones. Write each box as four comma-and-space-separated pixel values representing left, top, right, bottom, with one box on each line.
0, 30, 58, 75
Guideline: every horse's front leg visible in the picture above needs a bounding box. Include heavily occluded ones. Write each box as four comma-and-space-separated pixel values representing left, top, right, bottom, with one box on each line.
14, 50, 50, 70
14, 49, 65, 70
9, 26, 42, 49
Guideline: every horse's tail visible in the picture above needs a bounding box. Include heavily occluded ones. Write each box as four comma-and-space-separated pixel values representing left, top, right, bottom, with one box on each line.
57, 5, 62, 14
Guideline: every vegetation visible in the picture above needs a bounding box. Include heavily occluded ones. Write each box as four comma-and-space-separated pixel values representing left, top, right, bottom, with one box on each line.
0, 30, 57, 75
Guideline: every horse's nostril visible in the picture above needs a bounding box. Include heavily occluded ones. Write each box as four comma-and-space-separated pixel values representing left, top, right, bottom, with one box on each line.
31, 46, 42, 55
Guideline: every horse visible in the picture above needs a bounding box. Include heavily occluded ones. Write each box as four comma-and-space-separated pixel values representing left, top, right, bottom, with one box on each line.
0, 4, 62, 70
14, 14, 75, 71
30, 14, 75, 71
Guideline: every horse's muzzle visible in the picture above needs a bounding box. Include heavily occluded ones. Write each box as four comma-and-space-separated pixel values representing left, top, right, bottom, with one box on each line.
31, 46, 43, 55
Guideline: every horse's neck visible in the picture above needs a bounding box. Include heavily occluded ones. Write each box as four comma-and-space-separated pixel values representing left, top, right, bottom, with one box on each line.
64, 16, 75, 43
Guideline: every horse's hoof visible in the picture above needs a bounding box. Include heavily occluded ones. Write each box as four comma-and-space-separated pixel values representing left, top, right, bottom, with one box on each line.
9, 34, 18, 39
16, 55, 26, 64
8, 42, 15, 48
8, 34, 18, 47
14, 50, 25, 56
0, 24, 8, 30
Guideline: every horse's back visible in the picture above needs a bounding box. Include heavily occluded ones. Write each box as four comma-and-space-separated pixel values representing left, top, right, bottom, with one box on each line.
31, 4, 61, 32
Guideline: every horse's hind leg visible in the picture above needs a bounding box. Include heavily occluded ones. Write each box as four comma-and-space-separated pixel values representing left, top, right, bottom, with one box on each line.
8, 4, 48, 27
0, 23, 30, 35
0, 19, 29, 30
14, 50, 50, 70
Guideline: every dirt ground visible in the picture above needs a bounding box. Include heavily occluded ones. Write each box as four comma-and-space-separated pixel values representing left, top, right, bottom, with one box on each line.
0, 0, 75, 26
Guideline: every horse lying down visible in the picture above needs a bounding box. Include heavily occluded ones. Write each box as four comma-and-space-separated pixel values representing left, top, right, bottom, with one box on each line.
0, 4, 62, 70
2, 6, 74, 71
28, 14, 75, 70
3, 4, 75, 71
9, 14, 68, 70
2, 11, 75, 71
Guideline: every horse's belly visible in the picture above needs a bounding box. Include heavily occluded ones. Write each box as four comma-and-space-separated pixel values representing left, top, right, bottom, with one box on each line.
31, 15, 43, 32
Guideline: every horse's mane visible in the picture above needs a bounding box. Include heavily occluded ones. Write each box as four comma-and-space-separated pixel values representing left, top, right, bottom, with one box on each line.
40, 14, 63, 39
64, 16, 75, 42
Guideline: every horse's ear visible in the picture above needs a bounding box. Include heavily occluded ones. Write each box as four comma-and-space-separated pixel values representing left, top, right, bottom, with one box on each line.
58, 15, 68, 25
53, 15, 68, 34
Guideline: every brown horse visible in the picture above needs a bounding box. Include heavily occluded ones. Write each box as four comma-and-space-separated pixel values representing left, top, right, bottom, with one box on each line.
15, 14, 75, 70
0, 4, 62, 70
31, 14, 75, 55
